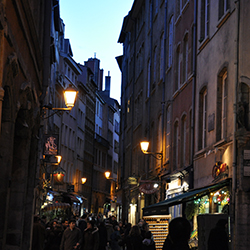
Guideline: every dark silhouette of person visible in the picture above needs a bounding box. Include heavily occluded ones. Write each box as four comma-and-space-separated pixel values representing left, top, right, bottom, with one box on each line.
207, 219, 229, 250
98, 221, 108, 250
142, 231, 156, 250
162, 217, 191, 250
32, 215, 46, 250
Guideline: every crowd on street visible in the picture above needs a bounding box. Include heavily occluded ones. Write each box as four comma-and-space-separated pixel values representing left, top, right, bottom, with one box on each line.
32, 213, 157, 250
33, 213, 226, 250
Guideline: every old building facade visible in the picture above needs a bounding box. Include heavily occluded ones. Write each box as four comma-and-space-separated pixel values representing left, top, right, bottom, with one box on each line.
0, 0, 53, 249
118, 0, 250, 249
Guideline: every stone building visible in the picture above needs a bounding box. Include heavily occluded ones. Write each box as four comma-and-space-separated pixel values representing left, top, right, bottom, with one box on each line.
118, 0, 250, 249
0, 0, 56, 249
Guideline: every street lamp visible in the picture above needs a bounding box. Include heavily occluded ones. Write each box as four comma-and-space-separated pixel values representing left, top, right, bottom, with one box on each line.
105, 171, 111, 179
43, 84, 78, 111
81, 177, 87, 185
140, 141, 163, 160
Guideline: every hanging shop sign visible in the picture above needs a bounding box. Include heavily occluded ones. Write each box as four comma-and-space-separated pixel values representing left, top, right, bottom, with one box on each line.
43, 134, 59, 156
139, 183, 158, 194
212, 161, 228, 179
128, 177, 138, 185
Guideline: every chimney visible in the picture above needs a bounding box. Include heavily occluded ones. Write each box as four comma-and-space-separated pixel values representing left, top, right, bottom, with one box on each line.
105, 71, 111, 97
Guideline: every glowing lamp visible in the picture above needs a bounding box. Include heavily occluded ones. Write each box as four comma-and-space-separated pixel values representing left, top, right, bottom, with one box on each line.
64, 84, 78, 108
140, 141, 149, 153
81, 177, 87, 184
105, 171, 111, 179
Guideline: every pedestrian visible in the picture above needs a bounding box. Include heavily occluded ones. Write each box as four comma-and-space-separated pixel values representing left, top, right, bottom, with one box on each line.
82, 220, 99, 250
162, 217, 191, 250
60, 219, 82, 250
61, 219, 69, 231
78, 214, 87, 234
120, 225, 143, 250
98, 221, 108, 250
46, 223, 63, 250
110, 225, 122, 250
32, 215, 46, 250
207, 219, 229, 250
142, 231, 156, 250
140, 223, 149, 239
105, 219, 114, 248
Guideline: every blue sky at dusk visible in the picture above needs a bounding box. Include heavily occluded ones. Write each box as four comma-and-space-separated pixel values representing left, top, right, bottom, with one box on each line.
60, 0, 134, 102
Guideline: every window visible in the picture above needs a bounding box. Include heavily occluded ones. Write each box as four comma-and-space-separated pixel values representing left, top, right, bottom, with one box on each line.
108, 130, 113, 146
168, 16, 174, 67
217, 71, 227, 141
241, 83, 250, 130
160, 34, 164, 79
173, 121, 179, 170
102, 152, 106, 168
199, 88, 207, 150
183, 34, 188, 83
219, 0, 229, 20
176, 46, 181, 90
200, 0, 209, 42
115, 120, 119, 134
99, 104, 103, 119
153, 47, 157, 85
114, 140, 119, 154
166, 106, 171, 161
147, 60, 151, 98
68, 67, 70, 78
181, 115, 187, 167
157, 115, 162, 154
189, 109, 192, 164
176, 0, 181, 17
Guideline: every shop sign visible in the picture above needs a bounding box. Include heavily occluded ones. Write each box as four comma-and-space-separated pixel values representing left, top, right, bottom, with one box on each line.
212, 161, 228, 179
43, 134, 59, 156
128, 177, 138, 185
139, 183, 158, 194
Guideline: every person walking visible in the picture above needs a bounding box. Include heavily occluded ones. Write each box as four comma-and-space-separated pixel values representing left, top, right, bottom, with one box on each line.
120, 225, 143, 250
162, 217, 191, 250
141, 231, 155, 250
207, 219, 229, 250
110, 225, 122, 250
98, 221, 108, 250
60, 219, 82, 250
82, 220, 99, 250
32, 215, 46, 250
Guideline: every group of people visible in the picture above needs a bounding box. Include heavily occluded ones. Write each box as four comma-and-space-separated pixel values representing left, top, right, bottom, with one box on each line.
32, 214, 229, 250
32, 213, 157, 250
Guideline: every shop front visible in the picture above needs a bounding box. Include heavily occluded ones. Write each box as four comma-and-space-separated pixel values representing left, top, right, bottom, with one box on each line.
143, 178, 231, 249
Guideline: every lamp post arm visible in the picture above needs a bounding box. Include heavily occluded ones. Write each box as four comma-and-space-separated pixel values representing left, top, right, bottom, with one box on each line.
143, 151, 163, 160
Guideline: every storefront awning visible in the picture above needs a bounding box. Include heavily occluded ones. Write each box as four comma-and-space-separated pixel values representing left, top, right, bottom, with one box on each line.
143, 178, 231, 216
42, 202, 70, 211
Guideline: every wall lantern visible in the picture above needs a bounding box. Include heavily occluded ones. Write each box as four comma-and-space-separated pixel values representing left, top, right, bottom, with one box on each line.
63, 84, 78, 109
105, 171, 111, 179
43, 84, 78, 111
140, 140, 163, 160
53, 167, 66, 183
81, 177, 87, 185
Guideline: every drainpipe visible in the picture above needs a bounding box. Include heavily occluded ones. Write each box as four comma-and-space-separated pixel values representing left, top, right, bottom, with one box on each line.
190, 0, 198, 190
232, 0, 240, 247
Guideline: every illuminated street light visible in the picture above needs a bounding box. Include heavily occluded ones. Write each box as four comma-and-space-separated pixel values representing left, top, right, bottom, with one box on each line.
81, 177, 87, 185
140, 140, 163, 160
105, 171, 111, 179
